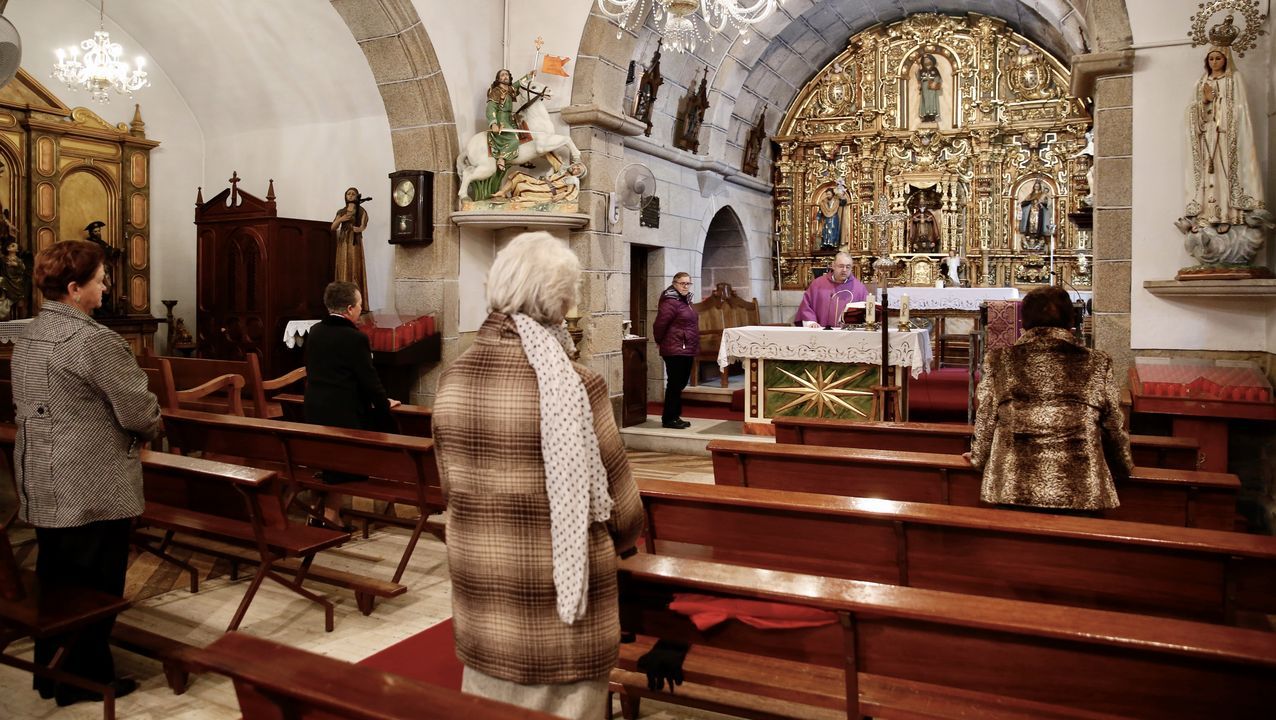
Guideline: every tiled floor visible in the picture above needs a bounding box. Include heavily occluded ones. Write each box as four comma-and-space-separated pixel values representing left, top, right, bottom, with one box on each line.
0, 451, 737, 719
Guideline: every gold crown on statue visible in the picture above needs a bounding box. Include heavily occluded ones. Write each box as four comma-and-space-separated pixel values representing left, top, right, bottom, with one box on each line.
1188, 0, 1267, 57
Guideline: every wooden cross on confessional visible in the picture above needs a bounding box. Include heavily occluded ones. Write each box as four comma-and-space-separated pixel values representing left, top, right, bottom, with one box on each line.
862, 194, 908, 420
229, 171, 241, 204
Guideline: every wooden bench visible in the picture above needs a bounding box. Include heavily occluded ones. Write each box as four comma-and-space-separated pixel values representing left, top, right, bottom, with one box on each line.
192, 632, 560, 719
708, 439, 1240, 530
134, 451, 350, 632
772, 417, 1202, 470
0, 512, 132, 720
160, 409, 443, 584
274, 392, 433, 438
140, 358, 245, 415
615, 553, 1276, 719
637, 478, 1276, 626
138, 352, 305, 419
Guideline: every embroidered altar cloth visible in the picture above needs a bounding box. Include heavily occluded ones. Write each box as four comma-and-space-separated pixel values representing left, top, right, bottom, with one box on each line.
718, 326, 932, 379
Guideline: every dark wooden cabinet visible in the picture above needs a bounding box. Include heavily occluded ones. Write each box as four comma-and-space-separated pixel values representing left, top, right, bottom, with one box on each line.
622, 336, 648, 427
195, 177, 335, 377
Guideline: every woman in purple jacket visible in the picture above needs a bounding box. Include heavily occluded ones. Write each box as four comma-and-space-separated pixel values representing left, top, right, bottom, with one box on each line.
652, 272, 700, 429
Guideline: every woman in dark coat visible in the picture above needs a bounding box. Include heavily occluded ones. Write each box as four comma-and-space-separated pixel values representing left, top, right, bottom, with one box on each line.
652, 273, 700, 429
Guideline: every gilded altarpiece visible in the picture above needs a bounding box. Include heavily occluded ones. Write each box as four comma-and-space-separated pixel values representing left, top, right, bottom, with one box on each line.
773, 14, 1093, 290
0, 69, 159, 352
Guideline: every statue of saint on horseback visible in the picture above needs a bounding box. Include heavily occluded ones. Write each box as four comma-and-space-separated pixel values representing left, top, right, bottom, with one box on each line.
457, 63, 581, 203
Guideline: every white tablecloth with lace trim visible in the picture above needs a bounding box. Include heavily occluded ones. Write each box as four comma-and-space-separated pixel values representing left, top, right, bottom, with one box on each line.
283, 320, 321, 349
718, 325, 932, 379
873, 287, 1020, 312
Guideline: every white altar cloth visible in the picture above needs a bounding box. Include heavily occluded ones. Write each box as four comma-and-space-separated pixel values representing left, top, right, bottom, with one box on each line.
283, 319, 321, 349
718, 325, 932, 379
875, 287, 1020, 312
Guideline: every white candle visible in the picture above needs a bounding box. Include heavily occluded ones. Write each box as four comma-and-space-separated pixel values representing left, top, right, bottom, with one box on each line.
900, 294, 910, 324
865, 298, 875, 324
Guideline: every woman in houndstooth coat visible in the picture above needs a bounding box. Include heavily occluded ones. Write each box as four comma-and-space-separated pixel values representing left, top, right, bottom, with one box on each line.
13, 240, 161, 706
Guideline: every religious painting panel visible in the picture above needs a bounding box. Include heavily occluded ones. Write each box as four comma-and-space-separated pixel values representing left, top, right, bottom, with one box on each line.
772, 13, 1091, 291
58, 169, 113, 245
763, 359, 880, 421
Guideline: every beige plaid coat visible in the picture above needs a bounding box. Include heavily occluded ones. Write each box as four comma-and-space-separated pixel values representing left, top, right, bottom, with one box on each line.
970, 326, 1134, 510
433, 313, 644, 685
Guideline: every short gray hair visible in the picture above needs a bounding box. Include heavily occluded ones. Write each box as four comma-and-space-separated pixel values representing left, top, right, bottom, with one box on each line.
833, 252, 853, 266
487, 231, 580, 324
324, 281, 360, 313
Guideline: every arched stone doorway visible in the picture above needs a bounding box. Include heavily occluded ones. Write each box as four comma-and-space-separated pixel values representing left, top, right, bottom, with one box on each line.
330, 0, 460, 406
701, 206, 749, 294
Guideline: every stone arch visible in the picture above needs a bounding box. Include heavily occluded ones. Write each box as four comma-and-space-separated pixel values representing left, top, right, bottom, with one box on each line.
329, 0, 460, 404
701, 206, 749, 295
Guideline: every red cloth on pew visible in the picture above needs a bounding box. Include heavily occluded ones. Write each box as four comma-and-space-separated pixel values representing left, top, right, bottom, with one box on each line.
908, 367, 979, 422
669, 593, 837, 631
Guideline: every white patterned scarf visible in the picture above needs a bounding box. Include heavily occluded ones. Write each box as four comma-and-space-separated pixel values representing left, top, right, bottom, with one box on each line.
510, 313, 613, 624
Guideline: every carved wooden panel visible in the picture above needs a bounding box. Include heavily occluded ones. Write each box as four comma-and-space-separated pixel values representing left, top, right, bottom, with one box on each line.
130, 234, 146, 269
130, 275, 147, 311
62, 137, 120, 159
35, 182, 54, 220
129, 192, 147, 228
35, 137, 55, 176
129, 152, 147, 187
35, 227, 54, 252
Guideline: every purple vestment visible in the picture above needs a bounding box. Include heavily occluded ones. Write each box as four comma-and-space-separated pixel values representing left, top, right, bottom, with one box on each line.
795, 273, 869, 326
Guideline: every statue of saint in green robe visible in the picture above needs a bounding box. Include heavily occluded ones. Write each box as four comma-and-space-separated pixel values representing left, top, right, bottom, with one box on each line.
486, 69, 532, 172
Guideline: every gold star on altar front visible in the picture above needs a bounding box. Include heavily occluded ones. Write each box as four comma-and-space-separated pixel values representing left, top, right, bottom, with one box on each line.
770, 365, 874, 418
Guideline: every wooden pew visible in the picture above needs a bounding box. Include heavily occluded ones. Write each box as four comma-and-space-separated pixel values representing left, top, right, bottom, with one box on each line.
772, 417, 1201, 470
637, 479, 1276, 626
192, 632, 560, 720
615, 553, 1276, 719
140, 359, 245, 415
708, 439, 1240, 530
274, 392, 433, 438
160, 409, 442, 584
138, 352, 305, 419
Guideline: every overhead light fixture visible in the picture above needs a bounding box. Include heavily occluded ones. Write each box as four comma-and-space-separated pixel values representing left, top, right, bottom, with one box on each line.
51, 0, 148, 103
596, 0, 784, 53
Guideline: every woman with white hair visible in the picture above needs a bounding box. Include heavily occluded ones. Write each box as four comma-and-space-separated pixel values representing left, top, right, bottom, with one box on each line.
432, 231, 644, 719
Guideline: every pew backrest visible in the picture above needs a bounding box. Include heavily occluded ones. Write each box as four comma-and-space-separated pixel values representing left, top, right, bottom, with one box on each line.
619, 553, 1276, 719
193, 632, 559, 719
140, 353, 305, 419
707, 439, 1240, 530
638, 478, 1276, 624
274, 392, 433, 438
772, 417, 1201, 470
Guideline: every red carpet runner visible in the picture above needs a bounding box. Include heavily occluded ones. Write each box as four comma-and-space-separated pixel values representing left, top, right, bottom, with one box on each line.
358, 618, 463, 690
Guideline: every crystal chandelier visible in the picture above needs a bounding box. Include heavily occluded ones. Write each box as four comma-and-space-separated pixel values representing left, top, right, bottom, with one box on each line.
596, 0, 784, 53
51, 0, 148, 103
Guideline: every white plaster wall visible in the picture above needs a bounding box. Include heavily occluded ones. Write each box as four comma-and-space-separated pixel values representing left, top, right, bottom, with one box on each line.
1128, 0, 1273, 352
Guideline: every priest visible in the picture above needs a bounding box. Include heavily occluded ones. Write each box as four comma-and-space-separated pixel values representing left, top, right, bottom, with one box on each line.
795, 253, 869, 327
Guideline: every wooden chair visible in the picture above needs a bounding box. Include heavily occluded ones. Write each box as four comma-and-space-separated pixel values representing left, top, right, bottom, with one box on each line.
193, 632, 560, 719
138, 352, 305, 419
140, 359, 245, 416
0, 511, 131, 720
689, 293, 726, 387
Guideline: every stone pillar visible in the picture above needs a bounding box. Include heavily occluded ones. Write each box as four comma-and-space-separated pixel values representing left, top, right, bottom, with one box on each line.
561, 104, 646, 418
1072, 50, 1135, 383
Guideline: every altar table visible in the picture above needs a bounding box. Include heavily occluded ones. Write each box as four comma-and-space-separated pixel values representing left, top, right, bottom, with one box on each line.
718, 325, 931, 429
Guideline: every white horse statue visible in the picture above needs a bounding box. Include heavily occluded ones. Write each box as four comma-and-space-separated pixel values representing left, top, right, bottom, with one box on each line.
457, 84, 581, 200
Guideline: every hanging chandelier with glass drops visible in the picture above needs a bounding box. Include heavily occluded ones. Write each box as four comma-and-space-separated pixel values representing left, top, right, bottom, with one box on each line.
596, 0, 784, 53
51, 0, 148, 103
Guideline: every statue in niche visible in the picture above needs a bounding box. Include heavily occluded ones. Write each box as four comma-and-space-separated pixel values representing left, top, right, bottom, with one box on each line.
742, 108, 767, 177
494, 162, 586, 207
486, 67, 535, 174
916, 54, 942, 122
84, 221, 122, 317
1019, 180, 1054, 249
1178, 42, 1265, 265
633, 40, 664, 137
675, 69, 709, 154
331, 187, 369, 304
0, 238, 27, 321
812, 182, 848, 253
907, 188, 942, 253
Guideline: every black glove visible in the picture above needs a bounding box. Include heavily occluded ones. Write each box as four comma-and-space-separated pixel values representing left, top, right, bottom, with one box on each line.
636, 639, 689, 693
